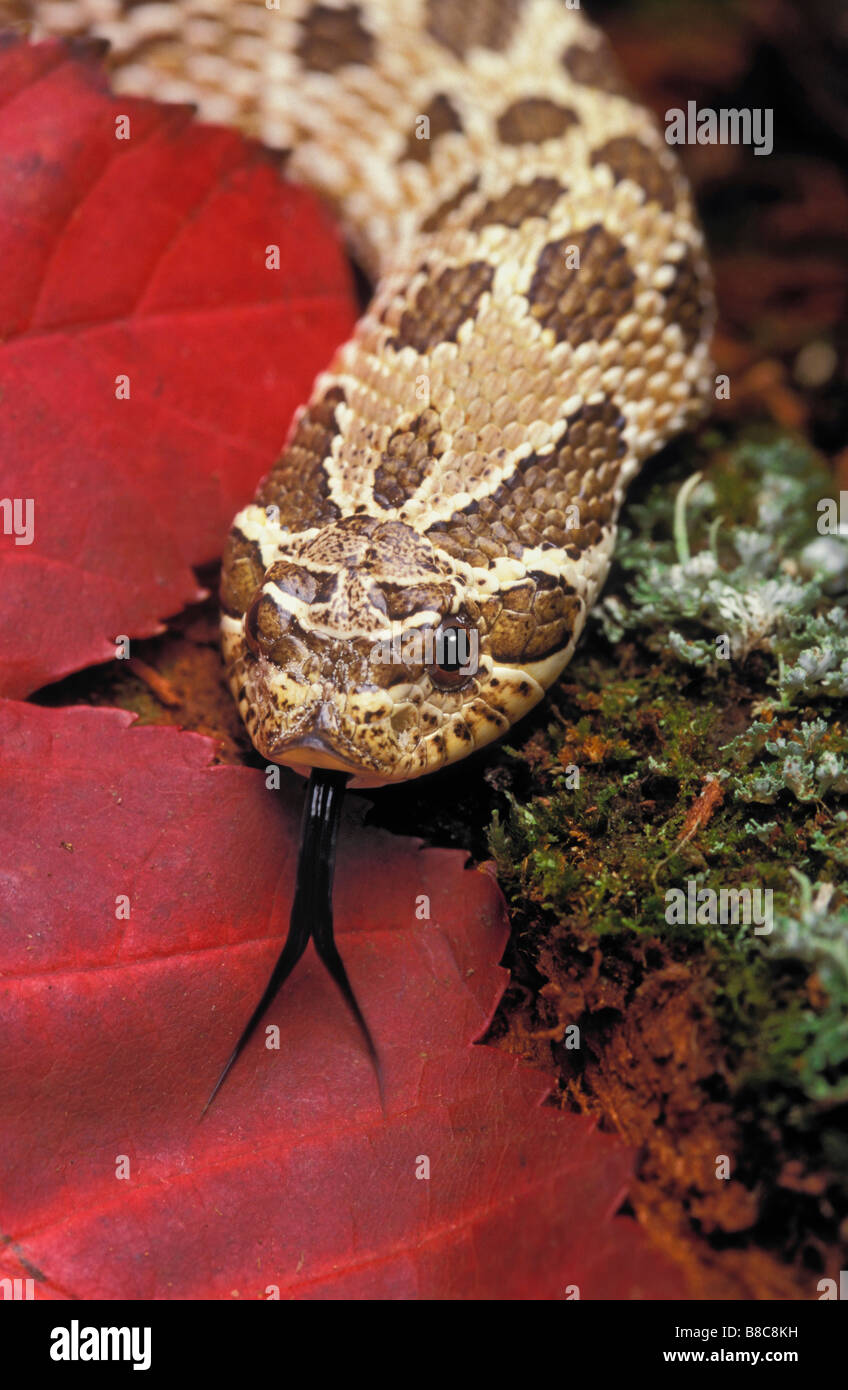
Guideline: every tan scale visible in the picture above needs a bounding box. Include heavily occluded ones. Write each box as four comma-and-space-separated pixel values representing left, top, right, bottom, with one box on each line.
15, 0, 716, 786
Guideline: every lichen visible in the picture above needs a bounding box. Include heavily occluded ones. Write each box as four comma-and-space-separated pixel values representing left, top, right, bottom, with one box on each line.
597, 436, 848, 705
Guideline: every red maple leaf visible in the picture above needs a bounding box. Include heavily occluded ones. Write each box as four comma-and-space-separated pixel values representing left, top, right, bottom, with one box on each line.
0, 38, 356, 697
0, 701, 683, 1299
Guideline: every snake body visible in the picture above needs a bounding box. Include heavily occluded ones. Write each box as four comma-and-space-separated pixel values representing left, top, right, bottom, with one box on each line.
25, 0, 715, 787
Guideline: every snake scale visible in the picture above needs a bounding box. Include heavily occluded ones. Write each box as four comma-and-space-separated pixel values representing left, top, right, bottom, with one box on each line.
17, 0, 715, 1099
22, 0, 714, 789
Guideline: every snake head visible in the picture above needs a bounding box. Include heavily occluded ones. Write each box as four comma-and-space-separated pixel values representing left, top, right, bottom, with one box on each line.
221, 512, 553, 787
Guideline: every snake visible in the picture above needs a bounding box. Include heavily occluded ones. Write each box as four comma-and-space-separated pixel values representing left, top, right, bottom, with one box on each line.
16, 0, 715, 1102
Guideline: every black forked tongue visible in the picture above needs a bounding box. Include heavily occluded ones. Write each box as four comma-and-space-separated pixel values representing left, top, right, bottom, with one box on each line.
202, 768, 380, 1116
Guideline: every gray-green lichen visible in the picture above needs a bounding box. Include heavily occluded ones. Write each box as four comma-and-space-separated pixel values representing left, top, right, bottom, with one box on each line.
598, 438, 848, 705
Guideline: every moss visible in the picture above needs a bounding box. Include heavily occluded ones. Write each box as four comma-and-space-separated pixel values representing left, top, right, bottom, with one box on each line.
487, 425, 848, 1272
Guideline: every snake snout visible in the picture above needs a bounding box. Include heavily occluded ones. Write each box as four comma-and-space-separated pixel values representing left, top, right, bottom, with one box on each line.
270, 698, 371, 776
274, 731, 363, 775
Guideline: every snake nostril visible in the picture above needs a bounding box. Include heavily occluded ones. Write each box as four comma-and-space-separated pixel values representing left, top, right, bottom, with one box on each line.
390, 705, 417, 734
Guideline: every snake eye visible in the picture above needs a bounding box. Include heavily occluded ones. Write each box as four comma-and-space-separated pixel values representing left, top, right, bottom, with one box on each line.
427, 618, 479, 690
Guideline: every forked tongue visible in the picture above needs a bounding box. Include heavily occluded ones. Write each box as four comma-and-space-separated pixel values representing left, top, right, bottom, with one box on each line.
202, 768, 380, 1116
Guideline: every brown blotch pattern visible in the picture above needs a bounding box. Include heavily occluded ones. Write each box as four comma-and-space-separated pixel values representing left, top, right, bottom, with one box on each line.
426, 0, 524, 59
220, 528, 266, 618
426, 394, 626, 591
496, 97, 579, 145
257, 386, 345, 529
465, 570, 585, 664
469, 175, 566, 232
527, 224, 635, 347
266, 560, 324, 605
661, 246, 711, 351
561, 39, 630, 97
295, 3, 375, 73
297, 513, 448, 581
420, 175, 480, 232
490, 580, 584, 662
376, 580, 451, 622
373, 408, 446, 509
390, 261, 495, 354
402, 94, 463, 164
591, 136, 677, 212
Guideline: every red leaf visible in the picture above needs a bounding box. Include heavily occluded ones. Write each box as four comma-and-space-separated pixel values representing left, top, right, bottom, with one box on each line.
0, 38, 356, 698
0, 701, 683, 1300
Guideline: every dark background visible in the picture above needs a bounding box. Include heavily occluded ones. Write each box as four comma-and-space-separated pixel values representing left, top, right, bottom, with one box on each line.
590, 0, 848, 458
